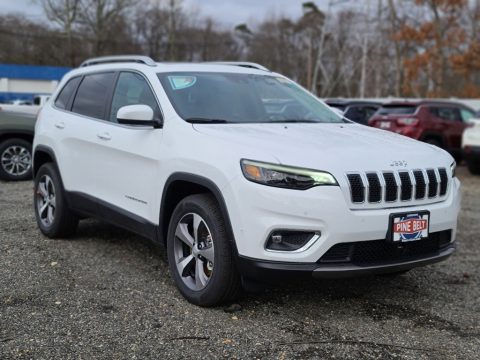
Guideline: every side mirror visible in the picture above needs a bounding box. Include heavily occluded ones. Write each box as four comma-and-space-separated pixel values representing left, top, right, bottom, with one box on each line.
117, 105, 160, 127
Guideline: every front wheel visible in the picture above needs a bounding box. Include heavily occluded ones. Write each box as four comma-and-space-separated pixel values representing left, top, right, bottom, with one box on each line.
167, 194, 241, 307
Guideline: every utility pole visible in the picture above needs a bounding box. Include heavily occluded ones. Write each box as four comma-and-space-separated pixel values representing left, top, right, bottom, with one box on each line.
359, 0, 371, 98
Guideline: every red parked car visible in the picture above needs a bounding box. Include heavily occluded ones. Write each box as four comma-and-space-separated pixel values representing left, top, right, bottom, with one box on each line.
369, 101, 476, 159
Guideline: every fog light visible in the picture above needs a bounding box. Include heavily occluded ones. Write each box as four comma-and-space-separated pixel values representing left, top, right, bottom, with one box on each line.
271, 234, 283, 244
265, 230, 320, 252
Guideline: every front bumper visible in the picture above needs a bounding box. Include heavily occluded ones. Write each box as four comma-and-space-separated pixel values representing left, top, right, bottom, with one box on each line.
224, 176, 461, 263
237, 243, 456, 281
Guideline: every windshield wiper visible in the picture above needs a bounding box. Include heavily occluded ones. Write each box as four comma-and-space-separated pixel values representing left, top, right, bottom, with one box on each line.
185, 117, 232, 124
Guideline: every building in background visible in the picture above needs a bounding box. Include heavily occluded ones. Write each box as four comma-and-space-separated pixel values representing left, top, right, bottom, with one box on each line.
0, 64, 71, 103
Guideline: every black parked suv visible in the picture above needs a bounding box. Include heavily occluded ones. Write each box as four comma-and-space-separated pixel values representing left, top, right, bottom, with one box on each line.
325, 99, 382, 125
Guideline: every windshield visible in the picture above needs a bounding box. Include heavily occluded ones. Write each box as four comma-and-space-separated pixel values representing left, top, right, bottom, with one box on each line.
157, 72, 345, 124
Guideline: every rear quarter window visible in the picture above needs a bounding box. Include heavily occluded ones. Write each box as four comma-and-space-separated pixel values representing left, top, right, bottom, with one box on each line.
55, 77, 81, 110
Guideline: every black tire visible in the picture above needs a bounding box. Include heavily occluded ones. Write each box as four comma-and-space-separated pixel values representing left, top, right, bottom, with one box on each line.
466, 157, 480, 175
0, 138, 33, 181
34, 163, 79, 238
167, 194, 242, 307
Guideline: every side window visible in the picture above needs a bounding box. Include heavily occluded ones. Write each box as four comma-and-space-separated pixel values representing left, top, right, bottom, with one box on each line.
364, 106, 379, 120
55, 77, 81, 110
72, 72, 116, 119
430, 107, 460, 122
344, 106, 364, 123
109, 72, 160, 122
461, 109, 475, 123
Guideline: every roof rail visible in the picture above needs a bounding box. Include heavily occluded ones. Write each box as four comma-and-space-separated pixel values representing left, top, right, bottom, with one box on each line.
80, 55, 157, 68
207, 61, 270, 71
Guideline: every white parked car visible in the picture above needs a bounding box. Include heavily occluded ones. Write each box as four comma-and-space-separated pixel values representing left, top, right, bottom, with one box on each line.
462, 113, 480, 175
33, 56, 461, 306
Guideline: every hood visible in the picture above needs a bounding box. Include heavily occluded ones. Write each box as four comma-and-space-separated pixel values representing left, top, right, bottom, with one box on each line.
193, 123, 453, 174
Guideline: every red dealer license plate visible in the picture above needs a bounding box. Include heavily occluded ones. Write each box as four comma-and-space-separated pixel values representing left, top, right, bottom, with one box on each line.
389, 211, 430, 242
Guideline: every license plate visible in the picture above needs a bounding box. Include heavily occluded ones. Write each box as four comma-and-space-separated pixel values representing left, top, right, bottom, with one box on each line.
379, 121, 391, 129
389, 211, 429, 242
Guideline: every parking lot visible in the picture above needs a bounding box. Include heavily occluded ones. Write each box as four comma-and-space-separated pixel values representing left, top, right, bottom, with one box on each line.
0, 166, 478, 359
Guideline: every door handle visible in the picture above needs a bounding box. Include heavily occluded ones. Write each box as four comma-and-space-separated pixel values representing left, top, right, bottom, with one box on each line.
55, 122, 65, 129
97, 132, 111, 141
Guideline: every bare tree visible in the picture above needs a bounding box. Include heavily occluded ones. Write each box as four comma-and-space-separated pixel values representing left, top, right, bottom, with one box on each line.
40, 0, 81, 66
78, 0, 136, 56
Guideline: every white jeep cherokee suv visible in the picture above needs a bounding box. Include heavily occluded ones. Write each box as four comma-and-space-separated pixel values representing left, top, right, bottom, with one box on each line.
33, 56, 461, 306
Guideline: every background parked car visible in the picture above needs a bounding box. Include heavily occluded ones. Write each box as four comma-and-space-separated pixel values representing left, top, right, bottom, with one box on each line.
0, 110, 36, 181
0, 95, 49, 115
368, 100, 476, 159
325, 99, 382, 125
8, 99, 33, 106
462, 112, 480, 175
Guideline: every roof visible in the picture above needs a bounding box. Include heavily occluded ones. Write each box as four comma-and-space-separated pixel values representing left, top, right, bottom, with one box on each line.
66, 61, 275, 79
0, 64, 71, 81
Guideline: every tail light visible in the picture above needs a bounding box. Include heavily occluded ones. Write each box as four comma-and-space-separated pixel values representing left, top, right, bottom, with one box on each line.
397, 118, 419, 126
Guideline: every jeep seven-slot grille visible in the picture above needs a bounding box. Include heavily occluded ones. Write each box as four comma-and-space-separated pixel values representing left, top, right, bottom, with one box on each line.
413, 170, 426, 199
346, 174, 365, 203
346, 168, 448, 205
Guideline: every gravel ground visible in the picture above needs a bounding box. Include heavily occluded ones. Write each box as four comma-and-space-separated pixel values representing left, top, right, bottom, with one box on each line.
0, 166, 479, 359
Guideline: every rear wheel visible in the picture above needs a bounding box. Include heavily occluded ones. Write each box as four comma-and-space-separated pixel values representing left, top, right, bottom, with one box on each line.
0, 138, 32, 181
34, 163, 78, 238
167, 194, 241, 307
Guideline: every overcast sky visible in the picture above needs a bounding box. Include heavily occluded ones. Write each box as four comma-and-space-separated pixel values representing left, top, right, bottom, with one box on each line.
0, 0, 355, 28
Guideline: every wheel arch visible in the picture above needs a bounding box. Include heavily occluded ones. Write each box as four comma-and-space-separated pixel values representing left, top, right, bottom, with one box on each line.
159, 173, 236, 249
33, 145, 59, 178
0, 131, 34, 145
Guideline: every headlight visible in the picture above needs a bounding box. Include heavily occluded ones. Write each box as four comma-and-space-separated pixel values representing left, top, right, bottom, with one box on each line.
450, 161, 456, 178
240, 159, 338, 190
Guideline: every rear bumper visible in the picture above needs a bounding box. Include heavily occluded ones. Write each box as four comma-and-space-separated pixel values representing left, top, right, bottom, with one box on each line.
237, 243, 455, 282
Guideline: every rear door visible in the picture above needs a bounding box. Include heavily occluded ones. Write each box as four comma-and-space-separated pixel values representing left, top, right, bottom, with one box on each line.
57, 72, 116, 201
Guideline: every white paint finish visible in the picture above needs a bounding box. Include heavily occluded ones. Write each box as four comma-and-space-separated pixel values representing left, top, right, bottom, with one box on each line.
117, 104, 154, 122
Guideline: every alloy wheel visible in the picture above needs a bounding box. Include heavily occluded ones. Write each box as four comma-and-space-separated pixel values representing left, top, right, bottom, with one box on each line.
36, 175, 56, 227
173, 213, 215, 291
1, 145, 32, 177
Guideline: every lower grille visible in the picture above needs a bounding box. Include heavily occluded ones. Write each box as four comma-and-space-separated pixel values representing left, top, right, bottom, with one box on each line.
318, 230, 452, 266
